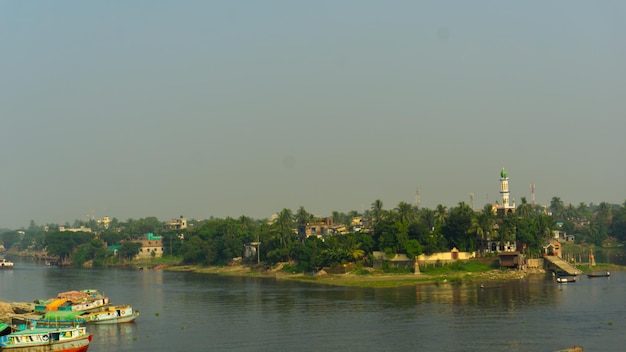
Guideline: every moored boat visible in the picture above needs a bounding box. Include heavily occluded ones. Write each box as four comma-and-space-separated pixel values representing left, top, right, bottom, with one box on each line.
13, 311, 88, 328
80, 305, 139, 324
0, 259, 14, 269
587, 271, 610, 278
556, 275, 576, 283
35, 289, 110, 314
0, 325, 92, 352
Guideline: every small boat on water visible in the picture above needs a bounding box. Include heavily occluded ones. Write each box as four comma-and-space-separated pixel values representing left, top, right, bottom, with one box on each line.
12, 311, 87, 328
587, 271, 610, 278
36, 305, 139, 325
0, 259, 14, 269
35, 289, 110, 314
556, 275, 577, 283
479, 284, 502, 289
80, 305, 139, 324
0, 324, 92, 352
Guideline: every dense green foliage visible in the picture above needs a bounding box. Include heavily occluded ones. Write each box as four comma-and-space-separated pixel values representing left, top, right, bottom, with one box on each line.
5, 199, 626, 271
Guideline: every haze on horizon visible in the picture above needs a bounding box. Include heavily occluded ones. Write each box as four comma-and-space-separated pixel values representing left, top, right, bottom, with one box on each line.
1, 1, 625, 229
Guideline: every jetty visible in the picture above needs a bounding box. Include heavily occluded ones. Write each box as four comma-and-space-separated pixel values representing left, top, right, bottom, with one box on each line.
544, 256, 583, 275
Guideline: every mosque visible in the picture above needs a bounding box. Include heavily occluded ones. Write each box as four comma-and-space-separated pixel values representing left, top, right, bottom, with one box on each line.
483, 168, 518, 254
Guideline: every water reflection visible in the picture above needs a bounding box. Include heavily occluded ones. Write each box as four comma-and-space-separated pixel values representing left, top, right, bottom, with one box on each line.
409, 275, 559, 311
91, 323, 138, 349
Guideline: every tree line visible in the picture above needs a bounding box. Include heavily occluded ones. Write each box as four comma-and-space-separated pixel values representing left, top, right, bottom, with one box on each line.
1, 198, 625, 271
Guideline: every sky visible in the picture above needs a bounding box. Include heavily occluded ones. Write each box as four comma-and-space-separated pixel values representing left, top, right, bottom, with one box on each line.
1, 1, 625, 229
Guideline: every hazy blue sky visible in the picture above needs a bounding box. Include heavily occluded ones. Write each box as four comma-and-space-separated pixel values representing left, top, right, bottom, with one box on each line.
1, 1, 625, 229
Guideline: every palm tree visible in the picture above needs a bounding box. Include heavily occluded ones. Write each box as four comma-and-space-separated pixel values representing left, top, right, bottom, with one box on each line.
470, 204, 497, 255
418, 208, 436, 232
395, 201, 416, 225
550, 196, 565, 220
435, 204, 448, 227
370, 199, 384, 225
536, 213, 555, 241
274, 208, 295, 249
517, 197, 533, 218
595, 202, 613, 222
345, 234, 365, 262
576, 202, 591, 221
294, 206, 311, 242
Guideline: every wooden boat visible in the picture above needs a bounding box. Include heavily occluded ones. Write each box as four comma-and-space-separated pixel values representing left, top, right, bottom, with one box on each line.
15, 311, 88, 328
0, 324, 92, 352
587, 271, 610, 278
35, 289, 110, 313
79, 305, 139, 324
556, 275, 576, 283
0, 259, 14, 269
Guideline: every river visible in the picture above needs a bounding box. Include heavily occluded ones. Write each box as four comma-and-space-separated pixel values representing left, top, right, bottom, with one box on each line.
0, 255, 624, 352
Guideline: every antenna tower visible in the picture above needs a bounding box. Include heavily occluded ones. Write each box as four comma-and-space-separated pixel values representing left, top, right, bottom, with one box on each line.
469, 193, 475, 210
530, 183, 536, 207
415, 187, 421, 209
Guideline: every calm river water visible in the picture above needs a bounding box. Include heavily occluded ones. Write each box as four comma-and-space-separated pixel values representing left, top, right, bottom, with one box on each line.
1, 255, 625, 352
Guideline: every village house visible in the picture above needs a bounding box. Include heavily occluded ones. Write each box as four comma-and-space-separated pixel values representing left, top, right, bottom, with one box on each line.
163, 216, 187, 231
553, 230, 575, 242
304, 218, 334, 239
132, 233, 164, 259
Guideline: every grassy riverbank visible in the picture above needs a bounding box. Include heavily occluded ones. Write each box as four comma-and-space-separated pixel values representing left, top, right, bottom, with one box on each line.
164, 261, 545, 288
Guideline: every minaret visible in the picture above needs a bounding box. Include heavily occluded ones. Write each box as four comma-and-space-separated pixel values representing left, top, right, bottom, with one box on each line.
500, 168, 510, 208
498, 168, 515, 215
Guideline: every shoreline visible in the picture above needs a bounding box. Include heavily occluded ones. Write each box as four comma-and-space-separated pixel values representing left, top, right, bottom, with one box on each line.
163, 264, 549, 288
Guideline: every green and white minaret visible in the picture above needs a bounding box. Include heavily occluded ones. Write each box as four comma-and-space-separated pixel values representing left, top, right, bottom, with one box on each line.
498, 168, 515, 215
500, 168, 510, 208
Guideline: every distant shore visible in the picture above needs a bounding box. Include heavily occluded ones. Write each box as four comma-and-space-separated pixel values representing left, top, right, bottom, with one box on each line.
162, 264, 549, 288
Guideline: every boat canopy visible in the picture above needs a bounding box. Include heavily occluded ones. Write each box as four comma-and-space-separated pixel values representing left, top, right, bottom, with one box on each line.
46, 298, 68, 311
43, 310, 83, 320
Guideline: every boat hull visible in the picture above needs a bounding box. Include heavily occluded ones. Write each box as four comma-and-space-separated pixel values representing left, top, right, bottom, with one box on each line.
88, 313, 138, 325
0, 325, 92, 352
0, 334, 92, 352
81, 306, 139, 325
556, 276, 576, 283
587, 272, 610, 278
0, 259, 14, 269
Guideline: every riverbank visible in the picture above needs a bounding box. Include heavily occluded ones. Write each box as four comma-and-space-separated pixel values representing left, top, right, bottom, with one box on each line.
164, 263, 547, 288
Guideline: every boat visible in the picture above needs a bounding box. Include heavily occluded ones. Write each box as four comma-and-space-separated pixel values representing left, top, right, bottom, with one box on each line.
587, 271, 610, 278
12, 311, 87, 328
79, 305, 139, 324
556, 275, 577, 283
0, 259, 14, 269
479, 284, 502, 289
0, 324, 92, 352
35, 289, 110, 313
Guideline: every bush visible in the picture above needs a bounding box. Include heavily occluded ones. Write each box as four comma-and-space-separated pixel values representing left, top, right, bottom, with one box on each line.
352, 267, 372, 276
420, 260, 496, 275
381, 262, 412, 274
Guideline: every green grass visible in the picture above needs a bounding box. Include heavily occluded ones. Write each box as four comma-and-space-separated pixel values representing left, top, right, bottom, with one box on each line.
132, 255, 183, 267
420, 260, 498, 275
